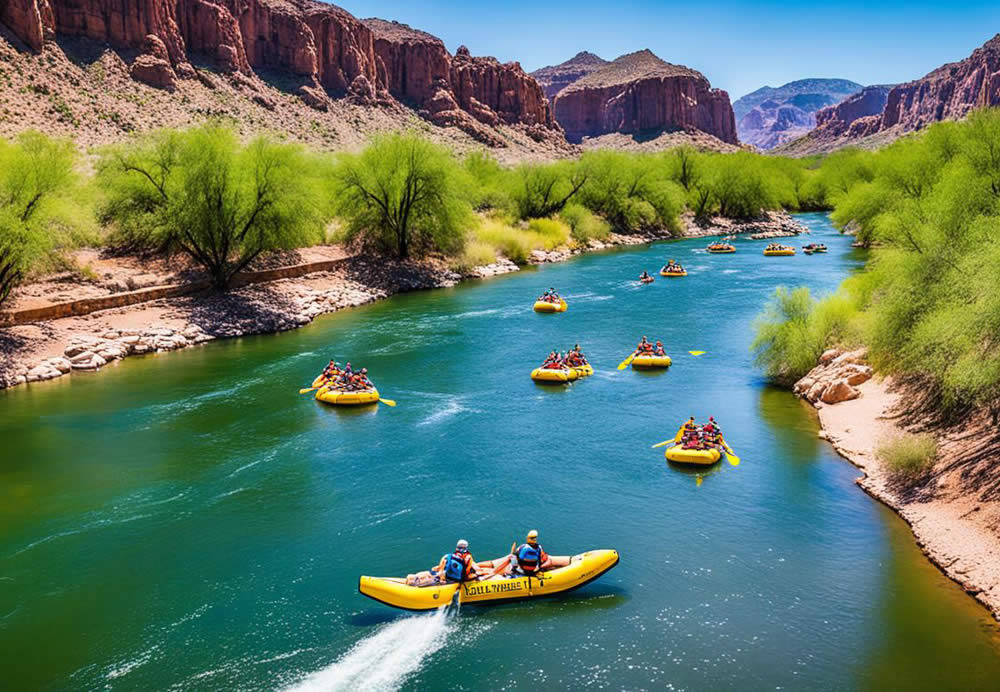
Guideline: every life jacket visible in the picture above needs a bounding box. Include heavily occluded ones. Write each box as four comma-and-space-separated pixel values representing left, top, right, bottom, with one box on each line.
515, 543, 543, 573
443, 551, 472, 582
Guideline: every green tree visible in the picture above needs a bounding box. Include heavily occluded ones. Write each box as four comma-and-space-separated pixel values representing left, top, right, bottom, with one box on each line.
577, 151, 683, 232
332, 133, 469, 259
509, 160, 587, 220
0, 131, 80, 306
99, 124, 325, 289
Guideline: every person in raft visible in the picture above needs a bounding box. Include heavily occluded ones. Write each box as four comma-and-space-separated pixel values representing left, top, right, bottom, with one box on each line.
321, 360, 340, 382
639, 270, 652, 281
634, 336, 655, 355
565, 345, 588, 366
542, 350, 565, 369
486, 530, 553, 578
662, 259, 682, 274
405, 539, 481, 586
539, 287, 561, 303
654, 340, 666, 356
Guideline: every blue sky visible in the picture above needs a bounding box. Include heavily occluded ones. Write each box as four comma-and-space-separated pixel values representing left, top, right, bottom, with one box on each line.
339, 0, 1000, 99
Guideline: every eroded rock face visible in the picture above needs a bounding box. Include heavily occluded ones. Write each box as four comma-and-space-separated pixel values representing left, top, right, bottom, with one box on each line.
0, 0, 560, 142
812, 85, 892, 138
794, 349, 873, 408
552, 50, 736, 144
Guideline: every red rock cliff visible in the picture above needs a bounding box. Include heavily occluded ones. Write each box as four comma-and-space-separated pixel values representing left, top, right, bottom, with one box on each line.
876, 34, 1000, 133
0, 0, 560, 141
552, 50, 737, 144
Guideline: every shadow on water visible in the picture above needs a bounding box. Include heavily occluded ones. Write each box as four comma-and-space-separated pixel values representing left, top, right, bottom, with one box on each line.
757, 383, 823, 462
667, 459, 725, 487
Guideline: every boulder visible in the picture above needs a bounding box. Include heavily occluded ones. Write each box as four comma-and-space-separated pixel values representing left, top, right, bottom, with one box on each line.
48, 357, 72, 373
819, 349, 841, 365
821, 380, 861, 405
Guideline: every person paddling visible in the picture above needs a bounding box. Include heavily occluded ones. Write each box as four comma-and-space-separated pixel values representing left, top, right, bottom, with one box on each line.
487, 530, 552, 578
434, 539, 480, 584
654, 341, 666, 356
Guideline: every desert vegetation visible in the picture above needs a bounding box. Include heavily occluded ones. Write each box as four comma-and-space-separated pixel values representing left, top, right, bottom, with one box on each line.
753, 108, 1000, 412
0, 123, 842, 307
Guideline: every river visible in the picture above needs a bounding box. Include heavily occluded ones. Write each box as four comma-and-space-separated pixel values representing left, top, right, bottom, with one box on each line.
2, 213, 998, 690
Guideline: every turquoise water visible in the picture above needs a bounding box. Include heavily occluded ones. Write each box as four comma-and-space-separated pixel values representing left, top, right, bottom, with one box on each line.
2, 213, 998, 690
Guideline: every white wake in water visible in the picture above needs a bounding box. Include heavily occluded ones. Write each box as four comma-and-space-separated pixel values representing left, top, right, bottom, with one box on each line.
285, 609, 453, 692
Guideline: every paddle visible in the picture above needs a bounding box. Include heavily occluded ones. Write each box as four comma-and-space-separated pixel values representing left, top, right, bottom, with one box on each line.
616, 352, 637, 370
379, 398, 397, 407
688, 351, 706, 356
720, 437, 741, 466
651, 425, 687, 448
298, 386, 320, 394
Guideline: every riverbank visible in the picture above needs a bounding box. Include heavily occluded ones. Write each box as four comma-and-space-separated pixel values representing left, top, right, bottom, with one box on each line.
2, 214, 809, 391
794, 351, 1000, 620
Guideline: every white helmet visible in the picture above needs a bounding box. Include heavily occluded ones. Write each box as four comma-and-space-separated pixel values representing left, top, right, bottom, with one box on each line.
456, 539, 469, 551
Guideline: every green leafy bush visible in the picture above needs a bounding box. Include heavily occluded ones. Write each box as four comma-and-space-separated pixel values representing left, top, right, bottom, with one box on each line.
876, 433, 938, 479
331, 132, 470, 259
98, 124, 327, 289
0, 131, 88, 306
560, 203, 610, 242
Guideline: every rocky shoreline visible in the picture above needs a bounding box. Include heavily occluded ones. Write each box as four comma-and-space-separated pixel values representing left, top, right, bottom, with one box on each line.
1, 213, 806, 392
794, 350, 1000, 620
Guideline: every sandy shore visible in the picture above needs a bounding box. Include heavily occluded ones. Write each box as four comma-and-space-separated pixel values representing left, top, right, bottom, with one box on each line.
797, 357, 1000, 619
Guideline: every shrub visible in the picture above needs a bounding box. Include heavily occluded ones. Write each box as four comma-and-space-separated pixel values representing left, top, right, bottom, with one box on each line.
751, 287, 823, 385
473, 217, 534, 264
451, 239, 497, 272
331, 132, 469, 259
508, 160, 587, 220
0, 131, 86, 306
98, 124, 326, 289
560, 203, 610, 242
876, 433, 938, 479
526, 217, 570, 250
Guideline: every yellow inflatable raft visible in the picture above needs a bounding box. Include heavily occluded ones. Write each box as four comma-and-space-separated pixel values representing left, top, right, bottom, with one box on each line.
660, 269, 687, 277
531, 367, 579, 383
315, 386, 380, 406
707, 245, 735, 254
571, 363, 594, 377
665, 445, 722, 465
359, 549, 619, 611
763, 247, 795, 256
631, 355, 672, 369
534, 299, 568, 313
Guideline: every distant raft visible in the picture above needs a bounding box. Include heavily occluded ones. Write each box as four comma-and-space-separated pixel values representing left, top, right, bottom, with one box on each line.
665, 445, 722, 465
359, 549, 620, 610
639, 276, 655, 284
660, 269, 687, 277
631, 355, 672, 369
763, 246, 795, 256
534, 299, 568, 313
531, 367, 580, 383
707, 244, 735, 254
315, 386, 380, 406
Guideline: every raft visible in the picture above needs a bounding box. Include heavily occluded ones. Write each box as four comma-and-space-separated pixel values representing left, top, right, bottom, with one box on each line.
359, 549, 620, 611
631, 355, 672, 369
665, 445, 722, 466
639, 277, 655, 284
315, 386, 380, 406
534, 299, 568, 313
571, 363, 594, 377
660, 269, 687, 277
707, 246, 735, 254
763, 247, 795, 256
531, 367, 579, 383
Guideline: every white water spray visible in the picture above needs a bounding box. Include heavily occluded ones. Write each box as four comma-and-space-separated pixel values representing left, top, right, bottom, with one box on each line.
284, 608, 453, 692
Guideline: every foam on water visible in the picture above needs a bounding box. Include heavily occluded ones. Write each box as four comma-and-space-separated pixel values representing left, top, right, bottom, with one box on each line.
284, 608, 453, 692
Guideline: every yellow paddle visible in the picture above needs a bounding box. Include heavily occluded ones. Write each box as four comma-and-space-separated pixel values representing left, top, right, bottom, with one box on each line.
651, 425, 687, 448
688, 351, 706, 356
720, 437, 741, 466
616, 352, 637, 370
299, 387, 319, 394
379, 398, 397, 407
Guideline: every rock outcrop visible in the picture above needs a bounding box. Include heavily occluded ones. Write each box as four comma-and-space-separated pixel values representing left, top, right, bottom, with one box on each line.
530, 51, 608, 102
0, 0, 561, 144
362, 19, 556, 144
811, 85, 892, 139
732, 78, 862, 150
793, 348, 872, 407
875, 34, 1000, 133
550, 49, 737, 144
